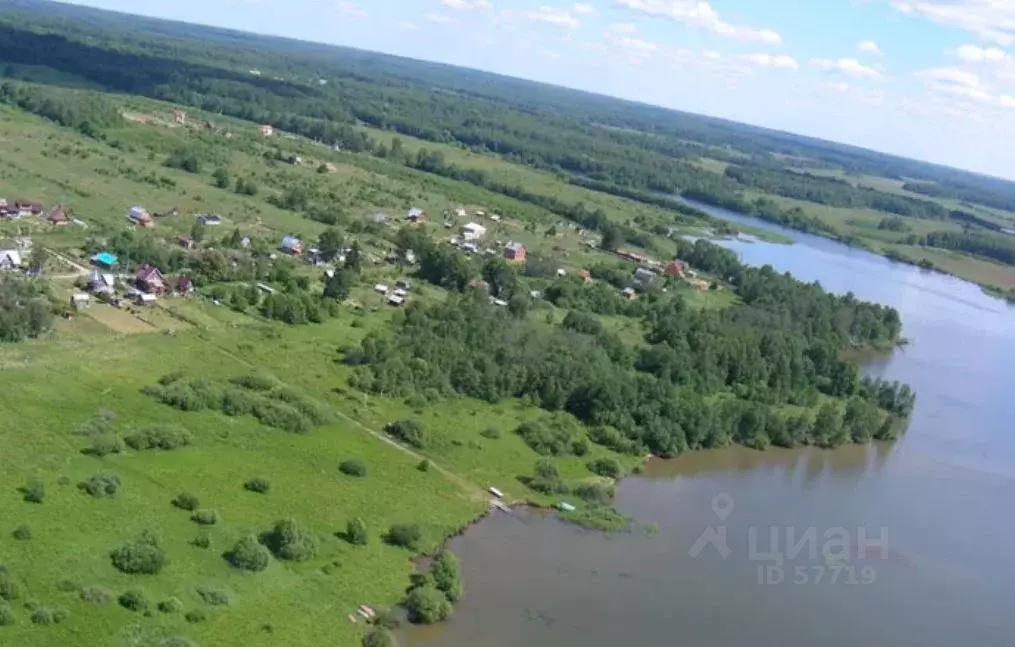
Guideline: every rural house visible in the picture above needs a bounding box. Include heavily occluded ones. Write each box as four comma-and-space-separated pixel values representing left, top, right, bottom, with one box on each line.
89, 270, 116, 294
665, 260, 688, 278
634, 267, 656, 284
281, 236, 303, 255
461, 222, 487, 241
0, 250, 22, 270
198, 214, 223, 226
135, 263, 167, 295
622, 287, 638, 300
578, 269, 591, 282
48, 206, 68, 225
71, 293, 91, 309
92, 252, 118, 268
259, 124, 274, 137
128, 206, 153, 228
406, 208, 428, 223
178, 275, 195, 295
503, 242, 526, 263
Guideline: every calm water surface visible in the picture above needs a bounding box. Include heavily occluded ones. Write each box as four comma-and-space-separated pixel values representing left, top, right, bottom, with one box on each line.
405, 203, 1015, 647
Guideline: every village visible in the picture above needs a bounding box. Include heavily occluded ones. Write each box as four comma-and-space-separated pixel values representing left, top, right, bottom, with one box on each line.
1, 185, 717, 336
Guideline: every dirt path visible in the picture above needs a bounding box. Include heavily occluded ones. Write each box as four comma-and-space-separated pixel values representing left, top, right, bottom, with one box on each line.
44, 247, 90, 277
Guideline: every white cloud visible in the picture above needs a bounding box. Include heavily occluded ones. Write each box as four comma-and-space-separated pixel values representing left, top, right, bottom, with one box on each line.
426, 13, 457, 24
573, 2, 597, 14
889, 1, 1015, 46
396, 21, 418, 30
917, 66, 986, 90
913, 65, 1015, 108
1001, 94, 1015, 108
858, 40, 883, 56
953, 44, 1011, 63
441, 0, 492, 10
811, 57, 883, 78
606, 22, 639, 35
337, 1, 366, 18
616, 0, 782, 44
821, 81, 851, 93
527, 5, 581, 28
742, 53, 799, 70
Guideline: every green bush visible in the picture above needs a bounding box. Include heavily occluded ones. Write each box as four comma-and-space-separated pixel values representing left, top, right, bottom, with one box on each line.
339, 459, 367, 477
261, 519, 317, 561
515, 414, 586, 456
157, 638, 196, 647
524, 459, 568, 495
86, 435, 125, 456
196, 587, 230, 606
416, 460, 431, 472
386, 419, 426, 449
191, 509, 219, 526
51, 608, 69, 624
157, 597, 184, 614
479, 427, 501, 440
431, 551, 463, 602
119, 589, 149, 612
22, 480, 44, 504
0, 573, 22, 601
225, 535, 271, 572
384, 523, 422, 550
0, 603, 13, 626
403, 584, 452, 624
173, 492, 201, 511
344, 518, 368, 546
573, 482, 615, 505
125, 425, 192, 451
190, 534, 211, 549
244, 478, 271, 494
80, 587, 112, 604
110, 533, 166, 575
362, 627, 396, 647
185, 609, 206, 624
30, 608, 53, 625
232, 374, 278, 392
251, 400, 312, 434
586, 458, 621, 479
78, 473, 121, 498
12, 525, 31, 541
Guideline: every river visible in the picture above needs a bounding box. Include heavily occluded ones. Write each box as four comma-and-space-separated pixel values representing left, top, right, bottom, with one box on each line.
404, 202, 1015, 647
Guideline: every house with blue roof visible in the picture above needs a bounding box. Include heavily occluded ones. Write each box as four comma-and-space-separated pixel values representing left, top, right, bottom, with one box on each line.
92, 252, 118, 268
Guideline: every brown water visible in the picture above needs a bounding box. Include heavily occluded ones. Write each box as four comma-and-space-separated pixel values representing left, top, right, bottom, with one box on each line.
405, 205, 1015, 647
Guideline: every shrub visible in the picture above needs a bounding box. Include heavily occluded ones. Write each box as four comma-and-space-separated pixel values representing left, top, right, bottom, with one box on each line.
30, 608, 53, 625
431, 550, 463, 602
221, 389, 258, 416
22, 480, 44, 504
0, 603, 12, 626
523, 459, 568, 495
261, 519, 317, 561
416, 460, 431, 472
12, 525, 31, 541
173, 492, 201, 511
339, 459, 367, 477
157, 638, 196, 647
119, 589, 148, 612
251, 400, 312, 434
56, 579, 79, 593
384, 523, 422, 550
386, 419, 426, 449
515, 414, 585, 456
479, 427, 501, 440
158, 597, 184, 614
51, 608, 69, 624
86, 435, 126, 456
125, 425, 192, 451
344, 518, 368, 546
586, 458, 621, 479
244, 478, 271, 494
191, 510, 219, 526
196, 587, 230, 606
0, 573, 21, 601
573, 482, 615, 505
232, 374, 278, 392
80, 587, 112, 604
224, 535, 271, 572
190, 534, 211, 549
403, 584, 452, 624
362, 627, 396, 647
185, 609, 206, 624
110, 534, 166, 575
78, 473, 121, 498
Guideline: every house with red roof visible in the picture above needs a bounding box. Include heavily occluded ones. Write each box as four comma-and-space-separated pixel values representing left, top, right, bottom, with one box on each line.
135, 263, 167, 295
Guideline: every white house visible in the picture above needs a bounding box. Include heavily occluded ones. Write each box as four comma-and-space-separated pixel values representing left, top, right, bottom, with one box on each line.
71, 293, 91, 309
374, 283, 389, 295
461, 222, 487, 241
0, 250, 22, 270
88, 270, 116, 294
634, 267, 656, 284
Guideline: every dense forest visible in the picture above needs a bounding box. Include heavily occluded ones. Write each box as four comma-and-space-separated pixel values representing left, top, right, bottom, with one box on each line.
915, 230, 1015, 266
1, 0, 1014, 227
0, 276, 54, 342
346, 235, 911, 456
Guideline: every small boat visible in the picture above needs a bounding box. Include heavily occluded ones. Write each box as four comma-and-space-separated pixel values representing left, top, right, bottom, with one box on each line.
556, 502, 576, 512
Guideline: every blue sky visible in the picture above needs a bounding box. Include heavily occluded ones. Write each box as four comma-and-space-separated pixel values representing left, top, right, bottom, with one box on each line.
68, 0, 1015, 179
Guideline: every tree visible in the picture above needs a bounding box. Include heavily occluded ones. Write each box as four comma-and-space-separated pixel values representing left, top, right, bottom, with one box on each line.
339, 459, 367, 477
362, 627, 396, 647
403, 584, 452, 624
26, 246, 45, 274
345, 517, 368, 545
22, 480, 44, 503
118, 589, 149, 612
225, 534, 271, 572
261, 519, 317, 561
386, 419, 426, 449
323, 268, 355, 301
318, 227, 344, 261
172, 492, 200, 510
78, 473, 121, 498
244, 478, 271, 493
212, 167, 230, 189
600, 221, 623, 251
430, 551, 462, 602
482, 257, 518, 298
384, 523, 422, 550
190, 219, 207, 243
344, 241, 363, 272
110, 533, 166, 575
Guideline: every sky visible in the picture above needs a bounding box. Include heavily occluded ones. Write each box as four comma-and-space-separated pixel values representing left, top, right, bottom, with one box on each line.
66, 0, 1015, 179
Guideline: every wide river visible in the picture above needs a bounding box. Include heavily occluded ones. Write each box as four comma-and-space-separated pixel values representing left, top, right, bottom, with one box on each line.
405, 203, 1015, 647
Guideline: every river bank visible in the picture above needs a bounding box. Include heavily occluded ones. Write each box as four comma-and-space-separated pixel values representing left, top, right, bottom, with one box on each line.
403, 205, 1015, 647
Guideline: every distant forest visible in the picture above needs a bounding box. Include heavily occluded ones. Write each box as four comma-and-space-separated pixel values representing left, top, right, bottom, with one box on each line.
1, 0, 1014, 226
